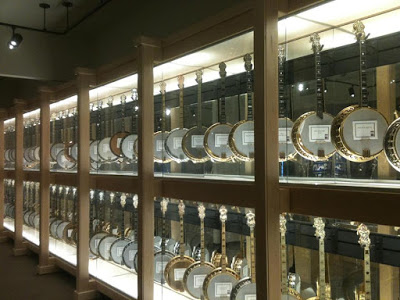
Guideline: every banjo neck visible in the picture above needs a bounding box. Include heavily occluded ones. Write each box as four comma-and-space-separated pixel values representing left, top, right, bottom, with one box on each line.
195, 70, 203, 128
131, 89, 138, 134
160, 198, 169, 253
279, 214, 288, 294
354, 21, 369, 108
198, 203, 206, 264
278, 46, 287, 119
178, 200, 185, 256
314, 217, 326, 299
120, 193, 126, 238
246, 211, 256, 283
357, 223, 372, 300
160, 82, 167, 133
220, 206, 228, 272
219, 62, 227, 124
244, 54, 253, 121
311, 33, 324, 119
178, 75, 185, 129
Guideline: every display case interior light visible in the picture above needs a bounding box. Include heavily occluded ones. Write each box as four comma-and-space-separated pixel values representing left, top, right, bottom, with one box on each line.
50, 95, 78, 112
23, 108, 40, 119
89, 74, 138, 102
4, 118, 15, 126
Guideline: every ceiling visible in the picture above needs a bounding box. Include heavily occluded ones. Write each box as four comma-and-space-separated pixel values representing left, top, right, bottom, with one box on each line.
0, 0, 111, 33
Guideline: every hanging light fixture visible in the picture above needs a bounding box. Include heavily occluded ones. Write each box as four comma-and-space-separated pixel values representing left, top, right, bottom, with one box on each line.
8, 27, 23, 50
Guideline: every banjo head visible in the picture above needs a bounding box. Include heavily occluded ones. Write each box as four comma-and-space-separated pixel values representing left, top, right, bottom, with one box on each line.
98, 235, 119, 261
165, 128, 190, 163
71, 143, 78, 161
121, 134, 138, 161
110, 238, 130, 265
29, 147, 37, 162
24, 148, 32, 163
50, 219, 62, 238
153, 250, 175, 283
279, 118, 296, 162
183, 261, 215, 299
4, 149, 10, 162
98, 137, 118, 162
89, 232, 108, 256
164, 255, 196, 292
229, 120, 254, 162
56, 151, 76, 170
292, 111, 336, 161
110, 132, 130, 157
33, 146, 40, 161
89, 140, 101, 163
153, 131, 172, 163
62, 223, 76, 244
230, 278, 256, 300
204, 122, 235, 162
50, 143, 64, 161
182, 126, 210, 163
122, 240, 138, 269
203, 267, 240, 300
384, 118, 400, 172
56, 221, 70, 240
332, 105, 388, 162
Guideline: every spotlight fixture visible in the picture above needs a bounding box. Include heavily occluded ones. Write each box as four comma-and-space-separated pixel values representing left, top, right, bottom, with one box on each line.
348, 86, 355, 98
8, 27, 23, 50
165, 108, 171, 116
298, 83, 304, 92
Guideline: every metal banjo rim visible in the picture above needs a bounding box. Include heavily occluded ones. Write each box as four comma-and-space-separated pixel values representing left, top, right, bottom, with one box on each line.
182, 126, 210, 163
384, 117, 400, 172
183, 261, 215, 298
278, 117, 297, 162
153, 131, 172, 163
228, 120, 255, 162
164, 127, 190, 163
202, 266, 240, 300
204, 122, 235, 162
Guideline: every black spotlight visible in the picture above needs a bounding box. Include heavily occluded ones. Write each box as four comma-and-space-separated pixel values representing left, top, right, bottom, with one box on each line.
348, 85, 355, 98
8, 27, 23, 50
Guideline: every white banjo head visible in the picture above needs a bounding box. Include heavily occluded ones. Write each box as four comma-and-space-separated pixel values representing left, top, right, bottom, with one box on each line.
279, 117, 296, 162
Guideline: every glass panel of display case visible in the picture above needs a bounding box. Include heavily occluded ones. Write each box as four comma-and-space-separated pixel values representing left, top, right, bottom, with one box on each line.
154, 198, 256, 300
22, 181, 40, 246
89, 75, 138, 175
3, 179, 15, 232
48, 184, 77, 266
154, 32, 255, 181
50, 96, 78, 173
23, 109, 40, 171
4, 118, 15, 171
280, 212, 400, 300
88, 188, 138, 298
279, 1, 400, 188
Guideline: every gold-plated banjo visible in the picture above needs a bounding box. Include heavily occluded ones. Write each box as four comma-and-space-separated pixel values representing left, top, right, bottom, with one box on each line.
229, 54, 255, 162
384, 111, 400, 172
164, 200, 195, 292
183, 203, 215, 299
357, 224, 372, 300
203, 205, 239, 300
292, 33, 336, 161
280, 214, 303, 300
332, 21, 388, 162
278, 46, 296, 162
154, 82, 172, 163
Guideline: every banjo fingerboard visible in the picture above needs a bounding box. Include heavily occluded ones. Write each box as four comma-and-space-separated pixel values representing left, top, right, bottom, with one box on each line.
178, 75, 185, 129
353, 21, 369, 107
314, 217, 326, 299
358, 223, 372, 300
219, 62, 227, 124
220, 206, 228, 271
280, 214, 288, 294
195, 70, 203, 128
246, 211, 256, 283
244, 54, 253, 121
178, 200, 185, 256
278, 46, 286, 119
160, 82, 167, 132
198, 203, 206, 263
310, 33, 324, 119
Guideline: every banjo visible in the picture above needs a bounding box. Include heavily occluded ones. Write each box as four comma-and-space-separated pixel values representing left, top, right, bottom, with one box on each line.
182, 70, 210, 163
164, 200, 196, 292
203, 206, 240, 300
32, 182, 41, 229
56, 186, 72, 240
63, 187, 77, 245
278, 46, 296, 162
50, 112, 64, 163
164, 76, 190, 163
154, 82, 172, 164
98, 192, 120, 261
357, 224, 372, 300
32, 118, 41, 164
89, 101, 103, 165
56, 111, 76, 170
121, 89, 139, 162
70, 108, 79, 162
50, 186, 63, 238
110, 95, 130, 158
230, 210, 256, 300
280, 214, 303, 300
332, 21, 388, 162
183, 203, 215, 299
23, 120, 33, 166
292, 33, 336, 161
153, 198, 175, 283
122, 194, 140, 270
204, 62, 235, 162
98, 97, 118, 162
229, 54, 255, 162
89, 191, 109, 256
384, 111, 400, 172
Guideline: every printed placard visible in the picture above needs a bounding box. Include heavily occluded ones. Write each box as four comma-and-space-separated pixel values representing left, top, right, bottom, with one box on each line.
353, 120, 378, 140
156, 261, 169, 273
112, 228, 118, 235
129, 250, 135, 261
67, 229, 73, 238
245, 295, 256, 300
103, 144, 109, 153
309, 125, 331, 142
174, 268, 186, 281
117, 247, 124, 257
128, 141, 134, 151
173, 137, 183, 149
191, 135, 204, 148
105, 242, 112, 252
93, 146, 98, 155
215, 282, 232, 297
215, 134, 229, 147
156, 140, 164, 152
117, 138, 122, 148
193, 274, 207, 288
94, 239, 100, 249
278, 128, 292, 143
242, 131, 254, 145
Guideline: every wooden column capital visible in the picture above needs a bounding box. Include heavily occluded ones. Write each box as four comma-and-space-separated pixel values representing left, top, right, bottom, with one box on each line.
0, 109, 8, 121
134, 35, 162, 61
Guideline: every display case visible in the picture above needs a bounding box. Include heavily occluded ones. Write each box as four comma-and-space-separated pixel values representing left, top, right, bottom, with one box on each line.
23, 110, 40, 171
4, 119, 15, 171
22, 181, 40, 245
3, 179, 15, 232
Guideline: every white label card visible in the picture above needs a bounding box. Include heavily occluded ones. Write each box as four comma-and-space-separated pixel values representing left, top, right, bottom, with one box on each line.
174, 268, 186, 281
309, 125, 331, 142
156, 261, 169, 273
173, 137, 182, 149
117, 138, 122, 148
191, 135, 204, 148
215, 282, 232, 297
353, 120, 378, 140
94, 239, 100, 249
194, 274, 207, 288
278, 128, 292, 144
112, 228, 118, 235
103, 144, 109, 152
117, 247, 124, 257
129, 250, 135, 261
242, 131, 254, 145
215, 134, 229, 147
67, 229, 73, 238
156, 140, 164, 152
245, 295, 256, 300
128, 141, 134, 151
105, 242, 112, 252
94, 146, 98, 155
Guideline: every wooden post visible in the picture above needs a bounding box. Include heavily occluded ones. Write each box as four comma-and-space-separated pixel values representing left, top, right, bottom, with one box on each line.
136, 36, 161, 300
0, 109, 8, 242
13, 99, 28, 256
74, 68, 97, 300
254, 0, 280, 299
37, 87, 58, 274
